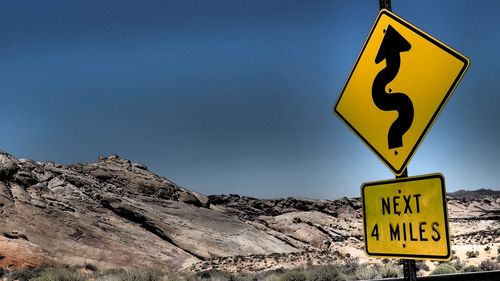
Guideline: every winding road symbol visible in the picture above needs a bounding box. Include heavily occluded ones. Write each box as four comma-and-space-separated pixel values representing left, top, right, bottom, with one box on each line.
372, 25, 414, 151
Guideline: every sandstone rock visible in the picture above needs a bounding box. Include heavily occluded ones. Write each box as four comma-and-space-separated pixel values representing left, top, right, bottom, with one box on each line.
14, 171, 37, 186
4, 231, 29, 241
0, 153, 19, 180
0, 181, 13, 201
0, 150, 497, 274
132, 162, 148, 170
177, 191, 203, 207
192, 191, 210, 208
0, 152, 297, 271
90, 169, 114, 181
0, 236, 59, 269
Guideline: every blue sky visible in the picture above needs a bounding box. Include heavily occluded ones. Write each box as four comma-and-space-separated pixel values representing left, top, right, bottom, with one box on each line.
1, 1, 499, 199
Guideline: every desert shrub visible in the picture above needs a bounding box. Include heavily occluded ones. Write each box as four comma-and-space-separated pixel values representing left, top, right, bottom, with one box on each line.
380, 263, 399, 278
252, 269, 290, 281
466, 250, 479, 258
307, 265, 346, 281
84, 263, 98, 272
231, 273, 253, 281
249, 270, 281, 281
479, 259, 500, 271
354, 263, 380, 280
99, 268, 163, 281
342, 257, 359, 276
102, 268, 125, 275
10, 267, 45, 281
430, 264, 457, 275
187, 269, 234, 281
415, 260, 430, 272
484, 246, 491, 252
462, 265, 480, 272
450, 257, 465, 271
95, 268, 124, 281
32, 267, 85, 281
279, 271, 306, 281
165, 272, 191, 281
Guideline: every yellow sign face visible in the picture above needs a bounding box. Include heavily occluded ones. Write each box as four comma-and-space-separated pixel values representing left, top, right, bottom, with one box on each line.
334, 9, 469, 175
361, 174, 450, 260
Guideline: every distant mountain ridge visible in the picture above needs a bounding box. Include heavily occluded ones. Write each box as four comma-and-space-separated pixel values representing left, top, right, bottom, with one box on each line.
448, 188, 500, 199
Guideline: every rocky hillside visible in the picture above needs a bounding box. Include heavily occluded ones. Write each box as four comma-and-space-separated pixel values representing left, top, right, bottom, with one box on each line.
0, 151, 295, 271
0, 151, 498, 273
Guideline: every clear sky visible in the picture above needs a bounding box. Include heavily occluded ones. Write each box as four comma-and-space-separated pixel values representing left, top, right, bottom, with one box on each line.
2, 1, 499, 199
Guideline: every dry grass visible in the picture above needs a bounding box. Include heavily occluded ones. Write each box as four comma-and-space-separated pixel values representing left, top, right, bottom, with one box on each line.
2, 257, 499, 281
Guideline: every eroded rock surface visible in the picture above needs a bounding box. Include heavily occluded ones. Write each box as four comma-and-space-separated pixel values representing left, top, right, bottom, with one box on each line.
0, 151, 294, 271
0, 150, 498, 273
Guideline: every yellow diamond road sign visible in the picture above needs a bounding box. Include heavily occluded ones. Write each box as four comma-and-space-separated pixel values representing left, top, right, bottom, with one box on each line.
362, 174, 450, 260
334, 9, 469, 175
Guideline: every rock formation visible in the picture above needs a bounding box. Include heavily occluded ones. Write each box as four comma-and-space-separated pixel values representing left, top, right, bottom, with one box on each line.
0, 150, 498, 273
0, 151, 294, 271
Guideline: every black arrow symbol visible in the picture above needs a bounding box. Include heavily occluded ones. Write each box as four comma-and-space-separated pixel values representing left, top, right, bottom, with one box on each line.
372, 24, 414, 150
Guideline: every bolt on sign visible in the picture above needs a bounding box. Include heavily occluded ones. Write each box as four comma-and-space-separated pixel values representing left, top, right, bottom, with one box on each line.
334, 9, 469, 176
361, 174, 451, 260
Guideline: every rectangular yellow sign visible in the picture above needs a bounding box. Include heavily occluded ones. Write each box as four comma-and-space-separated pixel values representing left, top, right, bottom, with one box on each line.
361, 174, 451, 260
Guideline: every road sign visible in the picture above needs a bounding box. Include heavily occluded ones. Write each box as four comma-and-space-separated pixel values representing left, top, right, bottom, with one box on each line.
334, 9, 469, 175
361, 173, 451, 260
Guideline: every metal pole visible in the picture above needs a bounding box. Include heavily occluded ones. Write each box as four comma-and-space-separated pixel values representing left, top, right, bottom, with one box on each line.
379, 0, 392, 11
377, 0, 417, 279
395, 169, 417, 280
396, 169, 418, 280
377, 2, 417, 279
403, 259, 418, 281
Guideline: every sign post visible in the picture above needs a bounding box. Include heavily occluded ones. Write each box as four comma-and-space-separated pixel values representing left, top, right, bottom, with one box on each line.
379, 0, 391, 11
334, 0, 469, 280
379, 2, 417, 280
335, 1, 469, 280
398, 170, 417, 281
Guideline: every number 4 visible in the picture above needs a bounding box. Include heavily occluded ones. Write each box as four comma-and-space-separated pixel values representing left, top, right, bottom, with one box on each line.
371, 224, 379, 241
